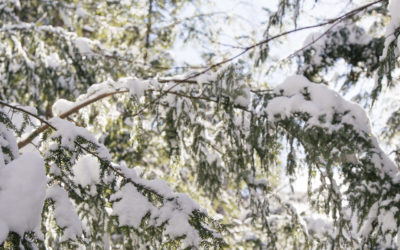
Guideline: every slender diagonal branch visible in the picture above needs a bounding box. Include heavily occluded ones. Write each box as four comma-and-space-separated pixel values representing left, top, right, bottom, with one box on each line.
185, 0, 383, 81
0, 100, 55, 129
126, 0, 384, 119
12, 0, 383, 149
17, 90, 127, 148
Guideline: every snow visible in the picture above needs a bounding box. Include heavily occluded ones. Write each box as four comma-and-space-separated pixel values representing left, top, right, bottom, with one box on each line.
263, 76, 400, 242
52, 99, 75, 116
110, 183, 154, 229
49, 117, 111, 160
45, 53, 60, 69
151, 193, 201, 247
360, 201, 379, 238
49, 163, 61, 176
110, 181, 202, 247
389, 0, 400, 27
111, 163, 205, 247
266, 75, 371, 130
18, 105, 37, 115
247, 174, 268, 187
361, 205, 400, 247
76, 3, 88, 17
83, 25, 94, 33
114, 162, 138, 180
72, 154, 101, 187
86, 82, 114, 97
51, 78, 152, 118
74, 37, 93, 55
234, 84, 251, 107
2, 1, 400, 247
161, 209, 200, 247
47, 185, 83, 241
195, 71, 218, 87
380, 207, 398, 233
304, 214, 333, 237
206, 152, 220, 165
120, 77, 150, 98
0, 152, 46, 243
50, 117, 93, 148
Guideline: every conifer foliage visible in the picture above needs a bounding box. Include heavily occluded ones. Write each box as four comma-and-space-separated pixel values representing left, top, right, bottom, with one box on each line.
1, 0, 400, 249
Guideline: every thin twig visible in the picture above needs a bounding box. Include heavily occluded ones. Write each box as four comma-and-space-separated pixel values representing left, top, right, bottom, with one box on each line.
186, 0, 383, 81
12, 0, 383, 149
285, 0, 382, 59
125, 0, 383, 119
0, 100, 54, 129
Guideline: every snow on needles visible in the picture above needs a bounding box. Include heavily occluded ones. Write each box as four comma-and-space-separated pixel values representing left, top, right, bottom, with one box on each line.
52, 99, 75, 117
72, 154, 101, 187
111, 164, 205, 247
49, 117, 111, 160
74, 37, 93, 56
46, 185, 83, 241
265, 75, 371, 132
110, 183, 153, 229
261, 75, 400, 245
263, 75, 398, 177
0, 152, 46, 243
301, 21, 372, 72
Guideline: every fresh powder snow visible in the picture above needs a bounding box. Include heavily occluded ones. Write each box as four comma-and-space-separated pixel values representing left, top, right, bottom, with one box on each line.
0, 152, 46, 242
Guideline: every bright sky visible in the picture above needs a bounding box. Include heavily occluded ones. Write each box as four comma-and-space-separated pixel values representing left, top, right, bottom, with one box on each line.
170, 0, 390, 194
172, 0, 356, 67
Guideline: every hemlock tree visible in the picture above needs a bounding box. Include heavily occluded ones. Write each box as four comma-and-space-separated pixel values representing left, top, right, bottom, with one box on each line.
1, 0, 400, 249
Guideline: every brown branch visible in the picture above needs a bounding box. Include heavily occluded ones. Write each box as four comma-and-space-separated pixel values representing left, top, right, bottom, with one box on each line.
59, 90, 128, 118
17, 90, 128, 149
13, 0, 383, 149
15, 83, 253, 149
152, 89, 252, 113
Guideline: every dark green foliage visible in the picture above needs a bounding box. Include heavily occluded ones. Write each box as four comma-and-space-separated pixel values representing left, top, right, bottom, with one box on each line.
301, 22, 385, 88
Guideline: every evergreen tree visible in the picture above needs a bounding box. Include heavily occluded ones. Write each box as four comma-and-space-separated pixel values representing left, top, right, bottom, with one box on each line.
0, 0, 400, 249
